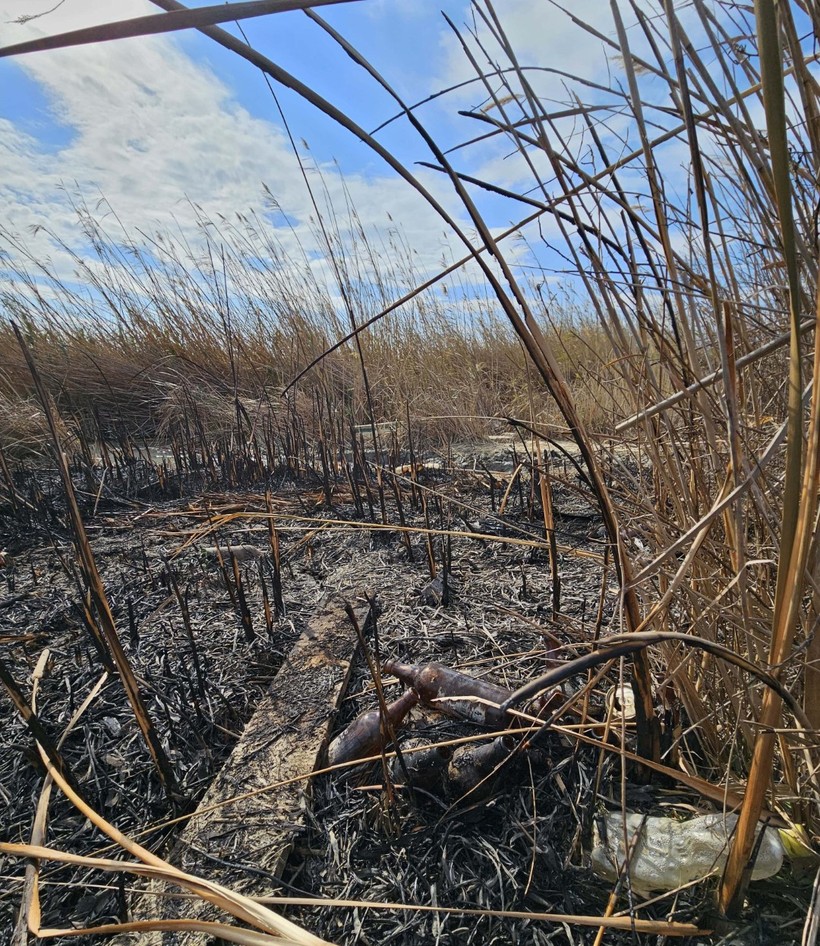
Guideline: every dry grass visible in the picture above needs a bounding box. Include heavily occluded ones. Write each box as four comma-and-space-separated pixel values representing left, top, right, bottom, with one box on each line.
0, 213, 624, 460
3, 0, 820, 940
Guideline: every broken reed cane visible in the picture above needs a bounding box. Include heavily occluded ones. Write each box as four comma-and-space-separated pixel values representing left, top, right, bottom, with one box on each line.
146, 0, 662, 765
12, 323, 181, 801
719, 0, 820, 916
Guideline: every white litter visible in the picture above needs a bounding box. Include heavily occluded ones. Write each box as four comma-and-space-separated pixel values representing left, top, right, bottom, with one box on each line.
591, 811, 784, 894
200, 544, 265, 562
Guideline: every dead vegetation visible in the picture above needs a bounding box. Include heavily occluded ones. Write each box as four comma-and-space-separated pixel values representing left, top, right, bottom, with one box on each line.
0, 211, 621, 460
3, 1, 820, 944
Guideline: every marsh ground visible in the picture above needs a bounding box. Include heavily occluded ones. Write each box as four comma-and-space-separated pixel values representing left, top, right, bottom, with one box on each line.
0, 451, 806, 946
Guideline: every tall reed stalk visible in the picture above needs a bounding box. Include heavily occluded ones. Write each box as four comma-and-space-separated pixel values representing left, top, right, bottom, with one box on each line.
3, 0, 820, 929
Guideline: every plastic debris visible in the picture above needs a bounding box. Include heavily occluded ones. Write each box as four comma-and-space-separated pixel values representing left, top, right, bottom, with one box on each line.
590, 811, 784, 893
200, 544, 265, 563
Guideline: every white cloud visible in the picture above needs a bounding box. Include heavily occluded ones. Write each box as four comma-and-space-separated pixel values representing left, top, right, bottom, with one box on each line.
3, 0, 710, 321
421, 1, 729, 282
0, 0, 482, 295
434, 0, 619, 108
423, 1, 640, 237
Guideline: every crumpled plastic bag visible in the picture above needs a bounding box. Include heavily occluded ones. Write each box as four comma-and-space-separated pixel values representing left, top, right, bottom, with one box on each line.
591, 811, 783, 894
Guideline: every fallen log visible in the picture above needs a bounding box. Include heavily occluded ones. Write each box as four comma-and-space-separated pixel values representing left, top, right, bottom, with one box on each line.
116, 593, 371, 946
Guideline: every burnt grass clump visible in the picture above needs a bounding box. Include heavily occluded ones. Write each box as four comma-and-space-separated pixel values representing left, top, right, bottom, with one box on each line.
6, 2, 820, 938
0, 444, 809, 946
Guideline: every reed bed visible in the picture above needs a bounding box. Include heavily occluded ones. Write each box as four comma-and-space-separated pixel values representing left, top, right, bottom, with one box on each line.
0, 211, 621, 463
2, 0, 820, 943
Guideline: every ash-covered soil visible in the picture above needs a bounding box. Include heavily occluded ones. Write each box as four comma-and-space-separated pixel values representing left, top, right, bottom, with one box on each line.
0, 458, 801, 946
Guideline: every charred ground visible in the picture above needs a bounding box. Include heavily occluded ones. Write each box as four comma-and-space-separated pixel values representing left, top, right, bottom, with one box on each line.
0, 449, 805, 946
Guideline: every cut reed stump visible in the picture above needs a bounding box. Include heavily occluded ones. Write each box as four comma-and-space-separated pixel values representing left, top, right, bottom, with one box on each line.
116, 593, 372, 946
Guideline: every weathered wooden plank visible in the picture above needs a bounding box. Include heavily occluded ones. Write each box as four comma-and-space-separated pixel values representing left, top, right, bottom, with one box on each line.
117, 593, 370, 945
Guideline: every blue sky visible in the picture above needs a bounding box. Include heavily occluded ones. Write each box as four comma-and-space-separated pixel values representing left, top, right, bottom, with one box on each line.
0, 0, 715, 317
0, 1, 623, 257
